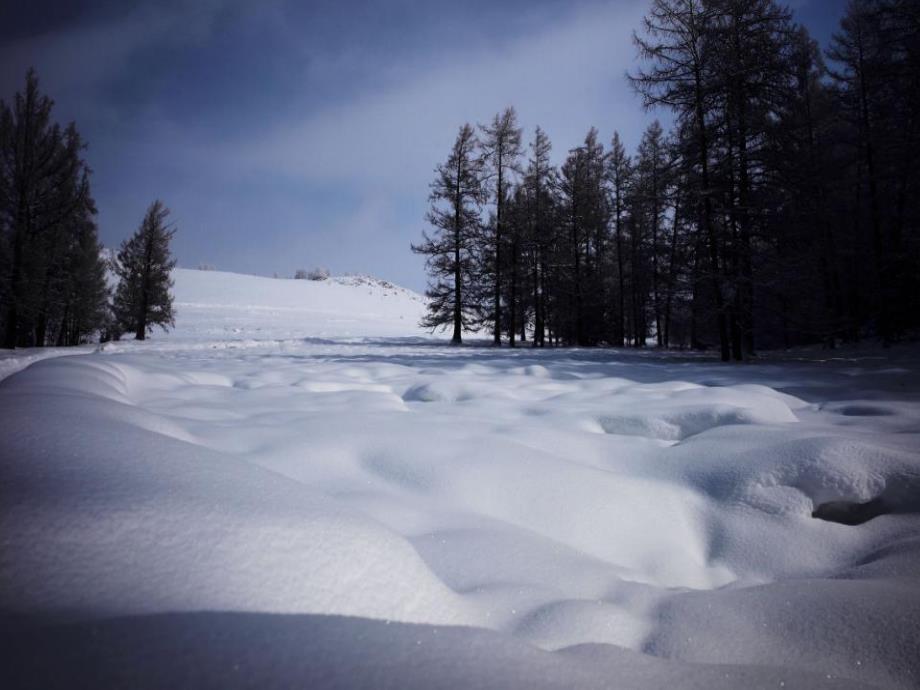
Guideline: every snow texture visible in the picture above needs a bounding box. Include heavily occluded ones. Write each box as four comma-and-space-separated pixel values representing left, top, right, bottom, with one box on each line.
2, 268, 919, 689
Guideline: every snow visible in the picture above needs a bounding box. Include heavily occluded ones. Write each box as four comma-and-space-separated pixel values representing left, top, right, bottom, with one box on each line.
2, 268, 919, 688
165, 268, 430, 343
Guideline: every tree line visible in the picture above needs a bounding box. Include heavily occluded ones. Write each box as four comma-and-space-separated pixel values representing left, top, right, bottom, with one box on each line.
0, 71, 177, 348
414, 0, 919, 359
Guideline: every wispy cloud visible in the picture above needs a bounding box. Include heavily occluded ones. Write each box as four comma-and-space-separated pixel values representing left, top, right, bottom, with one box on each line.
0, 0, 652, 288
232, 1, 648, 187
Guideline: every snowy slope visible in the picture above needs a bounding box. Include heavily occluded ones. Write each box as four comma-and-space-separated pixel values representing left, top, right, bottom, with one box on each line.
2, 269, 920, 689
168, 268, 430, 342
0, 268, 432, 381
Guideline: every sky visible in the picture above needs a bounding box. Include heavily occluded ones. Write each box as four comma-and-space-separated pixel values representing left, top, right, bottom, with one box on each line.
1, 0, 849, 292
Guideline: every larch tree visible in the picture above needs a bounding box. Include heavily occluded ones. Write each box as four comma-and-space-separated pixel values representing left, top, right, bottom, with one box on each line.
827, 0, 920, 342
630, 0, 731, 360
113, 200, 177, 340
478, 107, 523, 346
412, 124, 484, 344
709, 0, 797, 358
557, 129, 608, 346
633, 120, 671, 346
522, 126, 556, 348
0, 70, 108, 348
406, 0, 918, 353
607, 131, 632, 347
57, 211, 109, 346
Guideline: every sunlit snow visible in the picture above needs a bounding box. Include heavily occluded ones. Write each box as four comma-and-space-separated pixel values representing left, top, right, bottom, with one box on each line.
2, 268, 919, 689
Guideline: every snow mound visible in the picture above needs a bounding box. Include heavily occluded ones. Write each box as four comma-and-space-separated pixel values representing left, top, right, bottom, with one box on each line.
0, 357, 471, 626
2, 287, 920, 687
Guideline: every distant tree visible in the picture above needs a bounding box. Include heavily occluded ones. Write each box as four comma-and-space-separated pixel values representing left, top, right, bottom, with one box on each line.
521, 126, 557, 347
412, 124, 484, 344
113, 200, 177, 340
307, 266, 330, 281
827, 0, 920, 342
556, 128, 608, 346
294, 268, 308, 279
607, 131, 632, 346
407, 0, 918, 353
632, 120, 672, 347
0, 70, 107, 348
504, 186, 529, 346
55, 216, 109, 346
478, 107, 523, 345
630, 0, 730, 360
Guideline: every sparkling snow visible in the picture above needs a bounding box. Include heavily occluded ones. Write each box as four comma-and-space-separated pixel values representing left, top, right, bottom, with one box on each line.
2, 268, 919, 689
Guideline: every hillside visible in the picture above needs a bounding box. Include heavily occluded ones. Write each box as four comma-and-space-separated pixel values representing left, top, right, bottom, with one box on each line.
0, 268, 432, 381
165, 268, 430, 342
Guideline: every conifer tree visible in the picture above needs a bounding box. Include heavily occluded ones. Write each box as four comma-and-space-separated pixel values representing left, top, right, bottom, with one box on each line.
607, 132, 632, 346
56, 214, 109, 346
479, 108, 523, 345
827, 0, 920, 342
412, 124, 484, 344
555, 128, 609, 346
407, 0, 918, 353
633, 120, 671, 347
630, 0, 730, 360
113, 200, 177, 340
0, 70, 108, 348
522, 126, 557, 347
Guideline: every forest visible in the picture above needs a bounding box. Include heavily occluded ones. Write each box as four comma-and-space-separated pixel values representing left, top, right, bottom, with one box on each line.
0, 73, 175, 348
414, 0, 919, 359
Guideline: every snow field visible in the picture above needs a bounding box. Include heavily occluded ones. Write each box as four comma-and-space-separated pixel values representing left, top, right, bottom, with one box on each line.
166, 269, 430, 342
2, 268, 919, 688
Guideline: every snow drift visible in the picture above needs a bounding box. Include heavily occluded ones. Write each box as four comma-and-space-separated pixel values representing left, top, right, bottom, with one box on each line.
2, 268, 919, 688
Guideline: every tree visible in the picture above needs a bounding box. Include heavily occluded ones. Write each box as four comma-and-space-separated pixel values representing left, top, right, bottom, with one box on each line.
0, 70, 108, 348
522, 126, 557, 347
412, 124, 484, 344
827, 0, 920, 342
760, 26, 845, 347
408, 0, 918, 353
56, 215, 110, 346
479, 107, 523, 345
607, 132, 632, 346
631, 0, 730, 360
556, 128, 608, 346
632, 120, 672, 346
709, 0, 797, 358
660, 133, 695, 348
113, 200, 177, 340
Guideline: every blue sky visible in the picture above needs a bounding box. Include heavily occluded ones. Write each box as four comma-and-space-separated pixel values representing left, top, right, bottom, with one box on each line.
1, 0, 848, 291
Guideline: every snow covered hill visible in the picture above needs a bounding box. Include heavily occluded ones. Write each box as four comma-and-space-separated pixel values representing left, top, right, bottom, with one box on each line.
0, 268, 432, 381
2, 267, 920, 689
168, 268, 430, 342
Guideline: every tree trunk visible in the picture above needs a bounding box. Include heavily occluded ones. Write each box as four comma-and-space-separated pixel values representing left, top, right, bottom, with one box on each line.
509, 237, 517, 348
663, 191, 681, 348
651, 165, 663, 347
537, 250, 547, 347
694, 64, 729, 361
452, 154, 463, 344
614, 192, 626, 347
493, 154, 503, 346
